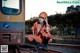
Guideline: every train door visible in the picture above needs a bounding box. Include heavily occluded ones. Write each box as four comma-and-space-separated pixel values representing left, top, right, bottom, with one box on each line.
0, 0, 25, 45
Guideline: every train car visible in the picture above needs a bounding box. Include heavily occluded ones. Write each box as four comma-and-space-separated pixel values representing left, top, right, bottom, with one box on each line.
0, 0, 25, 45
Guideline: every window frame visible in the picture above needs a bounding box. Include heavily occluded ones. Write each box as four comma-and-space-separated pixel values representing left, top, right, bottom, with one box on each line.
1, 0, 22, 15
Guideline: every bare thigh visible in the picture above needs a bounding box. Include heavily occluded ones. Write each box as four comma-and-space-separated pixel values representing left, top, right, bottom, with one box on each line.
28, 35, 42, 44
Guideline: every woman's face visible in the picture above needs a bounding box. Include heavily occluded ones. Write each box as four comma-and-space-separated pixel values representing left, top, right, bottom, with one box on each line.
39, 17, 44, 23
39, 12, 47, 24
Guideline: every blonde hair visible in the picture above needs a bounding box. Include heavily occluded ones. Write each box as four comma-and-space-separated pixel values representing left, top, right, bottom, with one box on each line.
39, 12, 48, 19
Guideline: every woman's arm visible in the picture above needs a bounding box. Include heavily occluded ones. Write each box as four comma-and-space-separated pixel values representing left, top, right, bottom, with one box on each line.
31, 22, 36, 35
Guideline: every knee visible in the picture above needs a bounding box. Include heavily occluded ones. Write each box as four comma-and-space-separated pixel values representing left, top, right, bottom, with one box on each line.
27, 36, 33, 42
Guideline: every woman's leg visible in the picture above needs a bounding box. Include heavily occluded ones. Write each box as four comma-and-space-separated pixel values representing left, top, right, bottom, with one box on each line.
27, 35, 34, 42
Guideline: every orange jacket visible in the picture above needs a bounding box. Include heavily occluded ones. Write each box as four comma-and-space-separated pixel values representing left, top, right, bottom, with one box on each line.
28, 22, 52, 44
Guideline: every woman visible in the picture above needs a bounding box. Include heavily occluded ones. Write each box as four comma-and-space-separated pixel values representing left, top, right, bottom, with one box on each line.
28, 12, 52, 46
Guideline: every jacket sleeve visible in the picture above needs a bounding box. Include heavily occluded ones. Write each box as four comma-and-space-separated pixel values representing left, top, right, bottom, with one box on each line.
31, 22, 37, 35
31, 22, 38, 35
40, 24, 51, 34
40, 24, 52, 43
31, 22, 37, 31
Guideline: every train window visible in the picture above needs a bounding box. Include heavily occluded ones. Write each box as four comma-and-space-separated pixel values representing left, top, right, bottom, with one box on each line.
1, 0, 21, 15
